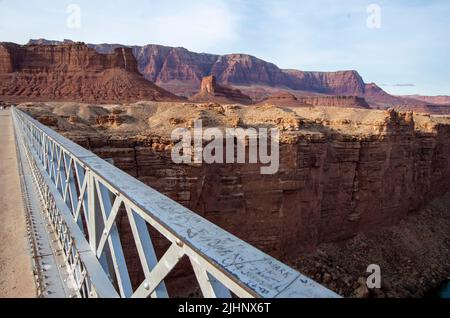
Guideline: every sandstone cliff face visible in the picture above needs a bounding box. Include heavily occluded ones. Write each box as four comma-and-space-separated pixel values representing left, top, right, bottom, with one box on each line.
28, 39, 446, 113
285, 70, 366, 96
4, 42, 138, 73
153, 52, 369, 98
298, 96, 370, 109
257, 92, 307, 107
404, 95, 450, 105
156, 48, 219, 83
0, 42, 180, 103
393, 104, 450, 115
211, 54, 289, 86
26, 40, 380, 98
26, 39, 450, 114
365, 84, 450, 114
20, 103, 450, 262
190, 75, 253, 104
84, 43, 219, 97
258, 92, 371, 109
0, 44, 15, 73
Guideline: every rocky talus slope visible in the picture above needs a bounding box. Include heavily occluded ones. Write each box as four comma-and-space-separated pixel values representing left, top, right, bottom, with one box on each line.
294, 195, 450, 298
0, 42, 180, 103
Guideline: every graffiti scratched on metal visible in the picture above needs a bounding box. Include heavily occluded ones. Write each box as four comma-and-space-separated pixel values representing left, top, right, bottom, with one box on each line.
12, 107, 340, 298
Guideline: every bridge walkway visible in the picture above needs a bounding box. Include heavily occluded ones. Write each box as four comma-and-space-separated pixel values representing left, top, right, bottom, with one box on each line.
0, 109, 36, 297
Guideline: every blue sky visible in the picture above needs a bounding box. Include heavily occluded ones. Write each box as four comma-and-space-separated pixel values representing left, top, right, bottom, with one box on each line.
1, 0, 449, 95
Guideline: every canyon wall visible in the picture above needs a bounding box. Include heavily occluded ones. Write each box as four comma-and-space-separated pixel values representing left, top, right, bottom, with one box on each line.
284, 70, 366, 96
88, 43, 369, 97
0, 43, 180, 103
22, 103, 450, 262
404, 95, 450, 105
2, 42, 138, 73
82, 121, 450, 260
256, 92, 370, 109
18, 103, 450, 295
26, 40, 450, 115
298, 96, 370, 109
26, 40, 387, 99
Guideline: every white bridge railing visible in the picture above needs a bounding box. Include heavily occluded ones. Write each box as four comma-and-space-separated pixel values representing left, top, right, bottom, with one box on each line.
12, 107, 339, 298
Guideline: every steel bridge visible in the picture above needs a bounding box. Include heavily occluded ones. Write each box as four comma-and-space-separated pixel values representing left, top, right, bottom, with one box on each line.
1, 107, 339, 298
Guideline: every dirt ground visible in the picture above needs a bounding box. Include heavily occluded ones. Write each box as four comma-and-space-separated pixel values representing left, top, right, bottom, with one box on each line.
0, 109, 36, 298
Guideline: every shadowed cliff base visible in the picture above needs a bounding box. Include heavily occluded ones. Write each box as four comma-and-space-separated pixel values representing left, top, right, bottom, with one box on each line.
294, 194, 450, 298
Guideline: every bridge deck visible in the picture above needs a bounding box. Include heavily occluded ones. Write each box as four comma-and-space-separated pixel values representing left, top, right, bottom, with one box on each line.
0, 109, 36, 297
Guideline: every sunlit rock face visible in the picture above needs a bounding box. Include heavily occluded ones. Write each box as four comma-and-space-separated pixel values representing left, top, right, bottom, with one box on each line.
0, 42, 180, 103
190, 76, 253, 105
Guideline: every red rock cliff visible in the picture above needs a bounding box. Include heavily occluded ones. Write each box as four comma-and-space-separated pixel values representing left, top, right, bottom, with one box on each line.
298, 96, 371, 109
26, 39, 449, 113
21, 103, 450, 262
190, 75, 253, 104
29, 41, 372, 98
285, 70, 366, 95
0, 42, 180, 103
259, 92, 371, 109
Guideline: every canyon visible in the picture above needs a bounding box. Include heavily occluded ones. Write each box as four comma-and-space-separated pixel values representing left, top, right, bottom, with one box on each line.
2, 39, 449, 298
17, 101, 450, 297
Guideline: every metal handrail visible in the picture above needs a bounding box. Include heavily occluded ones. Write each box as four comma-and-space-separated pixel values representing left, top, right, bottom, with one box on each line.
12, 107, 339, 298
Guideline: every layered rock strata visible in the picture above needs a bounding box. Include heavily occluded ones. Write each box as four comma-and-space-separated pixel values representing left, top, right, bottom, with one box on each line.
19, 102, 450, 260
257, 92, 371, 109
25, 39, 450, 114
24, 40, 400, 102
0, 42, 180, 103
18, 102, 450, 296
